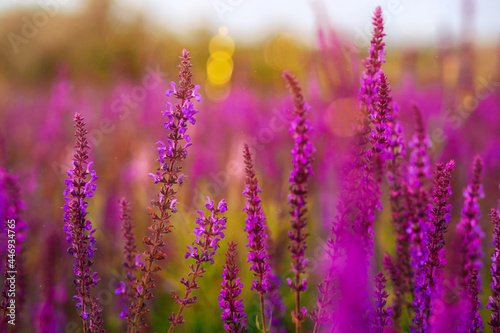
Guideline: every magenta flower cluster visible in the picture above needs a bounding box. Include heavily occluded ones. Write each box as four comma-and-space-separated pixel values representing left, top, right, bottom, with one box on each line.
219, 241, 247, 333
412, 160, 455, 332
185, 197, 228, 265
488, 209, 500, 332
282, 70, 315, 330
371, 272, 393, 331
242, 144, 271, 294
169, 196, 228, 331
4, 5, 500, 333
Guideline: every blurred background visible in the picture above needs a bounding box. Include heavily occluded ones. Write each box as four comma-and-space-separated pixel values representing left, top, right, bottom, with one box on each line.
1, 0, 500, 332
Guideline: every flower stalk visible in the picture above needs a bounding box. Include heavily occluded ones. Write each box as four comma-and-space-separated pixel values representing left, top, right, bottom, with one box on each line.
412, 160, 455, 332
242, 143, 271, 333
282, 70, 315, 333
168, 197, 228, 332
219, 241, 247, 332
371, 272, 393, 332
62, 113, 103, 332
487, 209, 500, 332
115, 198, 142, 328
129, 49, 200, 332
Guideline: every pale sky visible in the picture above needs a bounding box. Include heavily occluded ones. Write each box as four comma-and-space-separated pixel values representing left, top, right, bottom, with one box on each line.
2, 0, 500, 47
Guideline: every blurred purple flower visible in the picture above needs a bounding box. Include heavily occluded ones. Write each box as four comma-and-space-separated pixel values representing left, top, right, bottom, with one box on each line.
352, 5, 387, 254
412, 160, 455, 332
0, 171, 27, 330
313, 7, 387, 332
115, 198, 140, 328
487, 209, 500, 332
407, 105, 432, 259
455, 156, 484, 286
465, 269, 483, 331
383, 253, 405, 329
406, 105, 433, 308
408, 104, 432, 188
380, 71, 410, 328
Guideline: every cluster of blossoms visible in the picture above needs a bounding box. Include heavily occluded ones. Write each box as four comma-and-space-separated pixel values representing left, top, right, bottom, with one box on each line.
168, 197, 228, 331
358, 6, 386, 117
0, 169, 27, 330
488, 209, 500, 332
282, 70, 315, 331
242, 144, 271, 292
242, 143, 271, 331
407, 105, 432, 273
412, 160, 455, 332
62, 113, 103, 332
219, 241, 247, 333
371, 272, 393, 332
114, 198, 143, 324
456, 156, 485, 285
38, 7, 500, 333
184, 197, 228, 264
407, 105, 432, 188
380, 72, 410, 327
353, 5, 387, 254
130, 49, 201, 331
313, 7, 388, 332
455, 156, 484, 330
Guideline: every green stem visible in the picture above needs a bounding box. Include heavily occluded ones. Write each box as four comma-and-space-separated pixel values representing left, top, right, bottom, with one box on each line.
260, 293, 268, 333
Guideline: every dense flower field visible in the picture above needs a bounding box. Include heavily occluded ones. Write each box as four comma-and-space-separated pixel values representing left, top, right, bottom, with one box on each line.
1, 4, 500, 333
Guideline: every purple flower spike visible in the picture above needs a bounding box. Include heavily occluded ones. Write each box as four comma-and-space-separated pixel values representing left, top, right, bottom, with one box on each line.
131, 49, 201, 331
465, 269, 484, 331
380, 70, 410, 329
351, 6, 387, 255
412, 160, 455, 332
370, 70, 389, 153
282, 70, 315, 331
242, 144, 270, 293
219, 241, 247, 333
454, 156, 484, 332
383, 253, 405, 329
408, 104, 432, 188
309, 267, 335, 328
487, 209, 500, 332
115, 198, 140, 328
312, 8, 387, 333
358, 6, 386, 120
168, 197, 228, 331
62, 113, 104, 332
242, 143, 271, 331
0, 171, 27, 331
406, 104, 432, 301
456, 156, 484, 288
371, 272, 393, 332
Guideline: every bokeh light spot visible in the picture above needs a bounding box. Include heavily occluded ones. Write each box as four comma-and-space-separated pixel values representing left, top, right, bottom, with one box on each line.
205, 80, 231, 102
207, 53, 234, 85
209, 34, 235, 57
218, 26, 229, 36
324, 98, 358, 137
264, 34, 305, 71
